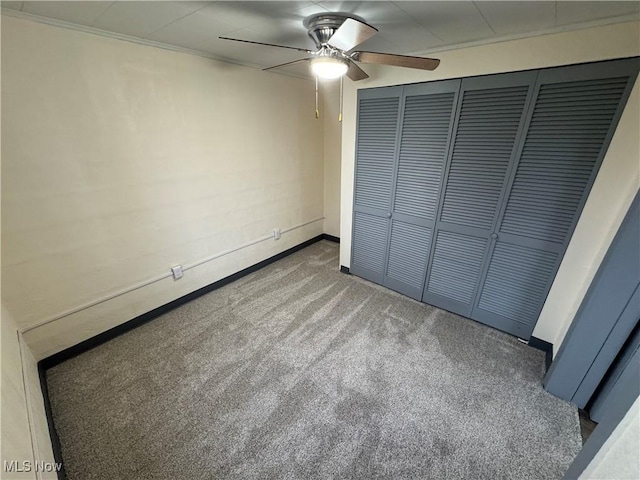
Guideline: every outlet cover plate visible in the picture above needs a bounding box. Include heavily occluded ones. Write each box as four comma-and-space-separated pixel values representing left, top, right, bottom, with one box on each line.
171, 265, 183, 280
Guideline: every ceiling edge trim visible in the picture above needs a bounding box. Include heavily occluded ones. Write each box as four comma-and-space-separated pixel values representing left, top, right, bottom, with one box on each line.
0, 7, 311, 81
408, 14, 640, 56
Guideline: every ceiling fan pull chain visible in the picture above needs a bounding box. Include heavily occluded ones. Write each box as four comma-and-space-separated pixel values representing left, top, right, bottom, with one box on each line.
339, 76, 344, 122
315, 75, 320, 119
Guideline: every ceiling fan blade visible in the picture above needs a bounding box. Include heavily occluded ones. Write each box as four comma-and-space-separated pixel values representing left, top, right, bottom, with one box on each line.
346, 59, 369, 81
352, 51, 440, 71
219, 37, 312, 53
327, 18, 378, 52
263, 58, 310, 72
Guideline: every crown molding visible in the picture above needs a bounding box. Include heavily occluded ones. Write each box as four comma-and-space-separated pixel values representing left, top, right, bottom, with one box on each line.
409, 14, 640, 57
0, 7, 312, 81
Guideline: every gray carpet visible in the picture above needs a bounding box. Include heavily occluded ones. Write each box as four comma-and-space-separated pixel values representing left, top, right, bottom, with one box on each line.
46, 240, 582, 480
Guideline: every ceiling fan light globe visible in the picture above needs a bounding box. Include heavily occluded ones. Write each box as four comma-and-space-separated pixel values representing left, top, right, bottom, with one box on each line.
311, 57, 348, 80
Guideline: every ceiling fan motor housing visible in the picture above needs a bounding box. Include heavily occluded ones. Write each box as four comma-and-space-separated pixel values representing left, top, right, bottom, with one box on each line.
304, 13, 365, 48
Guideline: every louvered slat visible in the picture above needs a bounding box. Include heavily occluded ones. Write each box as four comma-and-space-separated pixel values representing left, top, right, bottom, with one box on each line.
394, 92, 456, 220
500, 77, 628, 243
386, 222, 432, 290
355, 97, 399, 211
352, 212, 388, 275
439, 86, 529, 230
478, 242, 558, 325
427, 231, 487, 304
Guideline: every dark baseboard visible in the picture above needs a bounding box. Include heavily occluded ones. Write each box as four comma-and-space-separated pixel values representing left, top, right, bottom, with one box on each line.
37, 364, 67, 480
36, 233, 334, 480
39, 234, 327, 370
340, 265, 350, 274
528, 336, 553, 371
321, 233, 340, 243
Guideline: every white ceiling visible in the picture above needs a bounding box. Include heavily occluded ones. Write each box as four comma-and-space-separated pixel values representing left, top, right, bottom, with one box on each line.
3, 1, 639, 77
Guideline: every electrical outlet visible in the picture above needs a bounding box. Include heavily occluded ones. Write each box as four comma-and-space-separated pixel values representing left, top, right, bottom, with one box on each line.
171, 265, 183, 280
273, 228, 281, 240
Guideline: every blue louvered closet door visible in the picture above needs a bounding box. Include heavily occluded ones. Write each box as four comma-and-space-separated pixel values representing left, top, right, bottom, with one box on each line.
472, 59, 640, 338
383, 80, 460, 299
422, 71, 538, 317
352, 59, 638, 339
351, 82, 459, 298
351, 87, 402, 284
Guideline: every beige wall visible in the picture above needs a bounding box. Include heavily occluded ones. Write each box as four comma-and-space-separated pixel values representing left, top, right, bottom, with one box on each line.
339, 21, 640, 350
322, 80, 342, 238
1, 15, 325, 359
1, 306, 57, 480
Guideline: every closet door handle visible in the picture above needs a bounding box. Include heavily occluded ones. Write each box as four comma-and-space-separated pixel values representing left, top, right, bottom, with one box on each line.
387, 212, 392, 218
491, 233, 498, 239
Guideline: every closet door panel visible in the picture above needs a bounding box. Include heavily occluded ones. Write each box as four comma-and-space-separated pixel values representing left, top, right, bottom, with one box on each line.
427, 231, 487, 315
474, 59, 640, 338
500, 76, 630, 243
385, 221, 433, 299
354, 95, 401, 212
393, 86, 459, 221
474, 242, 559, 337
352, 212, 389, 284
423, 72, 537, 315
383, 80, 459, 299
438, 84, 533, 230
351, 87, 402, 283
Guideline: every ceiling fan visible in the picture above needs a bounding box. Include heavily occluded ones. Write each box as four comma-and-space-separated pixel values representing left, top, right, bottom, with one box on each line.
220, 13, 440, 120
219, 12, 440, 82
